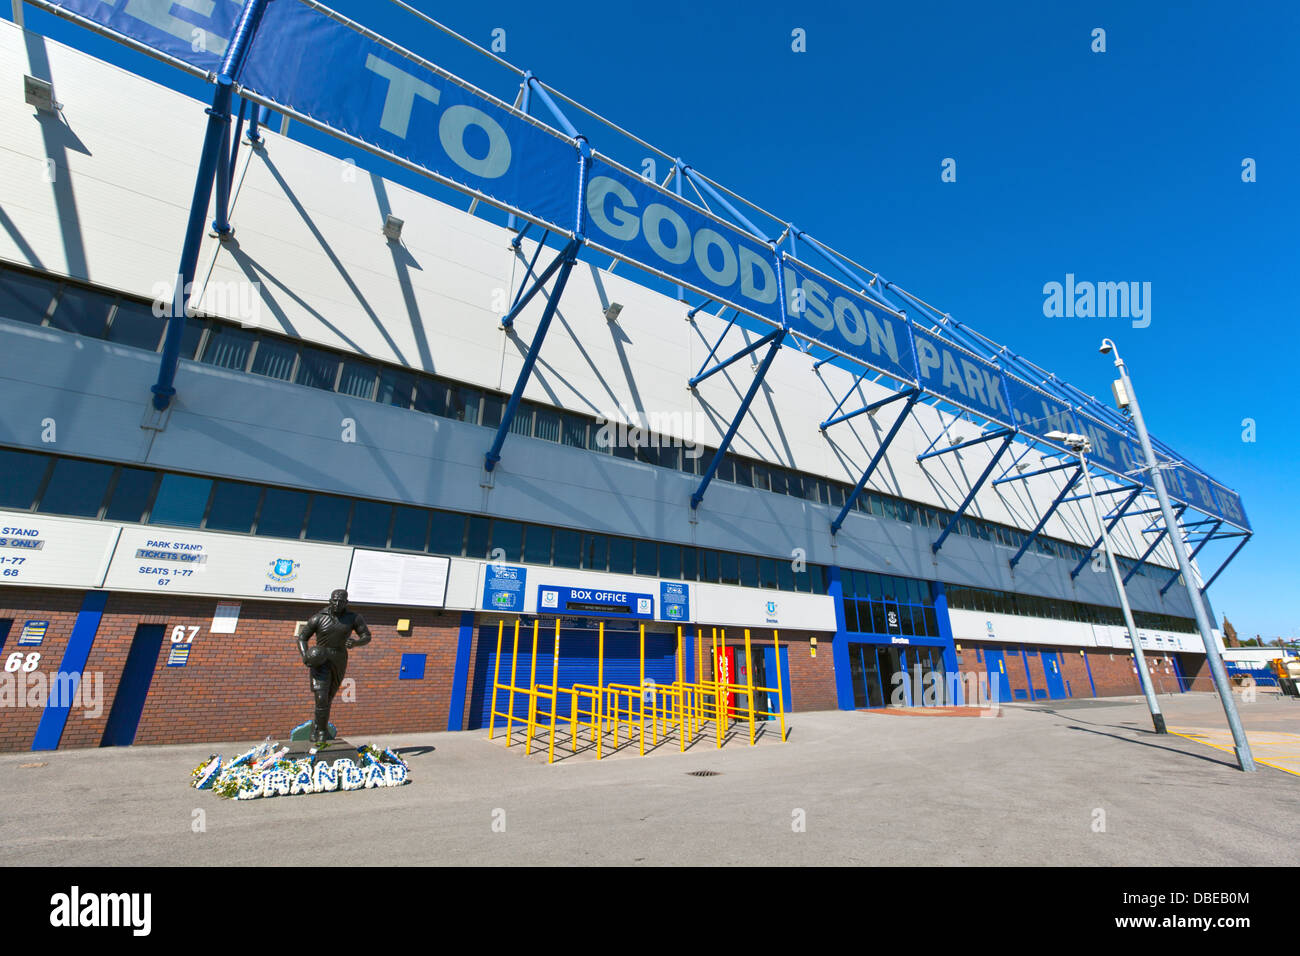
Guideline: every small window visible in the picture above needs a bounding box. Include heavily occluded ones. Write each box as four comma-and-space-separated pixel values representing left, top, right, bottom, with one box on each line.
338, 359, 378, 400
732, 457, 753, 487
103, 467, 157, 523
523, 525, 552, 565
48, 287, 113, 337
450, 386, 481, 424
534, 408, 561, 443
392, 506, 431, 552
679, 545, 699, 580
464, 515, 491, 558
759, 558, 779, 589
204, 480, 262, 533
608, 537, 634, 574
560, 415, 588, 449
295, 346, 338, 390
768, 469, 789, 496
480, 393, 505, 429
634, 540, 657, 576
348, 499, 393, 549
377, 368, 416, 408
738, 554, 759, 588
720, 552, 740, 586
554, 528, 583, 568
428, 510, 465, 555
149, 474, 213, 528
584, 534, 608, 571
305, 494, 351, 542
658, 544, 681, 580
37, 458, 113, 517
0, 269, 57, 324
490, 520, 523, 563
105, 300, 165, 351
508, 403, 534, 436
702, 550, 720, 583
255, 487, 308, 538
199, 324, 255, 371
777, 561, 794, 591
177, 316, 207, 359
250, 336, 298, 381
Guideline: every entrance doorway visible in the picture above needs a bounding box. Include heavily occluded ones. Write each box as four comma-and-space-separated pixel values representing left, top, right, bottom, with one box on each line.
848, 643, 949, 708
100, 623, 165, 746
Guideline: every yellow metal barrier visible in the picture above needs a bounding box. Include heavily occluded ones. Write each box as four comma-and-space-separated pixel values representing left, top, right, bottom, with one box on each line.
485, 616, 790, 763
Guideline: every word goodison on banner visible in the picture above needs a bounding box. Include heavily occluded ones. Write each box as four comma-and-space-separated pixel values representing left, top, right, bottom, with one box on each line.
37, 0, 1250, 531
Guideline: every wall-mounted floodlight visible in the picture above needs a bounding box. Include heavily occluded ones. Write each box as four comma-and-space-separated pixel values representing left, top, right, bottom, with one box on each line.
604, 302, 623, 322
382, 215, 404, 241
24, 75, 60, 112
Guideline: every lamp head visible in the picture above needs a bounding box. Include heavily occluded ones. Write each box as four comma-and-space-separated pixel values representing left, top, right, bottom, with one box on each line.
1099, 339, 1115, 355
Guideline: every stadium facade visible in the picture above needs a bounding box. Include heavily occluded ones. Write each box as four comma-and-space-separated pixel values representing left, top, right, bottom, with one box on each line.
0, 11, 1245, 752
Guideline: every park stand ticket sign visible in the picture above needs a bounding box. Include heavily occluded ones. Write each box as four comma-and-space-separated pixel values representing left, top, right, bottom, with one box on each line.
0, 510, 120, 590
103, 527, 353, 601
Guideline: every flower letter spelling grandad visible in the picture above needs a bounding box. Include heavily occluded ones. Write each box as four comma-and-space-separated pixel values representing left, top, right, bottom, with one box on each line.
191, 741, 409, 800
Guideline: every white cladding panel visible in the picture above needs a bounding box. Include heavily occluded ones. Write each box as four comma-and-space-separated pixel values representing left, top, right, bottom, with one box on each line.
950, 608, 1203, 653
104, 526, 355, 602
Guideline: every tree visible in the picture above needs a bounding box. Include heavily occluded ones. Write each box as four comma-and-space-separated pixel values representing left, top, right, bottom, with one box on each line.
1223, 617, 1240, 647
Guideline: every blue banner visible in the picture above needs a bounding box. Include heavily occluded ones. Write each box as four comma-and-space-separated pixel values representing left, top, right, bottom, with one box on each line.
538, 586, 654, 620
910, 327, 1010, 425
780, 257, 916, 384
584, 157, 782, 322
51, 0, 244, 73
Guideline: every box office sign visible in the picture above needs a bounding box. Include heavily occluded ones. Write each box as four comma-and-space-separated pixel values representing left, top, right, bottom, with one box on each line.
0, 510, 119, 589
104, 527, 352, 601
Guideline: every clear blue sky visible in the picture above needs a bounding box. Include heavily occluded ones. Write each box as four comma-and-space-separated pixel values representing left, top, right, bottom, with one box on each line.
11, 0, 1298, 640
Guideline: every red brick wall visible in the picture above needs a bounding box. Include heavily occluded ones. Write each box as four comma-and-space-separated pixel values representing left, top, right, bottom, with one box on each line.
0, 587, 87, 752
1, 587, 463, 752
954, 640, 1202, 701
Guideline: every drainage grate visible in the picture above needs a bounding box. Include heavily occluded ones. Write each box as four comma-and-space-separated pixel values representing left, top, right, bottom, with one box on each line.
686, 770, 721, 777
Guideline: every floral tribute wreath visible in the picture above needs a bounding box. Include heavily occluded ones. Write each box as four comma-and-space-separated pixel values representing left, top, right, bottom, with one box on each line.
190, 740, 409, 800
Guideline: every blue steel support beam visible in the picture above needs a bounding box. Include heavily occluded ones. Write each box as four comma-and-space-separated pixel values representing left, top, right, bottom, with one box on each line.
818, 373, 870, 429
227, 98, 247, 184
510, 221, 532, 251
680, 165, 771, 242
499, 237, 572, 330
830, 390, 921, 535
484, 239, 581, 472
1059, 482, 1141, 505
1123, 505, 1185, 585
1070, 487, 1143, 578
211, 105, 234, 237
690, 329, 788, 509
1008, 468, 1083, 568
689, 326, 778, 390
508, 228, 551, 312
931, 432, 1016, 554
917, 428, 1014, 463
152, 0, 270, 411
992, 458, 1078, 486
1158, 519, 1221, 595
1198, 534, 1251, 593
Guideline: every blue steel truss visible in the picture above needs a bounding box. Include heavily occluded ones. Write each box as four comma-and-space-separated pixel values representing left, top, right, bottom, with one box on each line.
929, 432, 1016, 554
484, 238, 582, 472
1122, 505, 1185, 585
1008, 468, 1083, 569
829, 389, 921, 535
690, 329, 788, 510
1070, 486, 1143, 579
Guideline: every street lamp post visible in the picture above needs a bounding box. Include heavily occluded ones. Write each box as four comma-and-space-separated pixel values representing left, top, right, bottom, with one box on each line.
1047, 431, 1166, 734
1099, 339, 1255, 772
